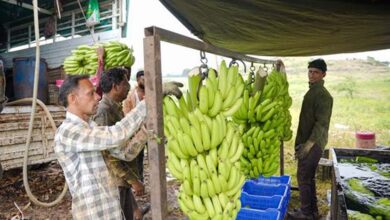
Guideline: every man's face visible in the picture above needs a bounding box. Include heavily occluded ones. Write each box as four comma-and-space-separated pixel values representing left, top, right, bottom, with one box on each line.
116, 76, 130, 102
71, 79, 101, 116
137, 75, 145, 89
308, 67, 326, 83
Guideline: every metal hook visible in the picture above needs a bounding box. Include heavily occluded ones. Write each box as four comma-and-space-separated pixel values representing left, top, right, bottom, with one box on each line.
200, 51, 208, 65
229, 59, 237, 67
250, 62, 256, 72
229, 59, 247, 73
249, 62, 255, 83
263, 63, 269, 73
199, 51, 208, 79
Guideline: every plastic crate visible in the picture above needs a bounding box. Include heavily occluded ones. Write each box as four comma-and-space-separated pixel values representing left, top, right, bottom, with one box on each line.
255, 175, 291, 186
240, 192, 284, 210
243, 181, 290, 210
241, 180, 291, 219
237, 208, 280, 220
243, 180, 289, 197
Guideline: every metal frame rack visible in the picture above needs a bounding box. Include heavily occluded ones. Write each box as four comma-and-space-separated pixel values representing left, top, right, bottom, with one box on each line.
142, 26, 280, 219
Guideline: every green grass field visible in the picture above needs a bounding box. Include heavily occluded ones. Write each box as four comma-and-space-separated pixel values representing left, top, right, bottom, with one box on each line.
163, 57, 390, 217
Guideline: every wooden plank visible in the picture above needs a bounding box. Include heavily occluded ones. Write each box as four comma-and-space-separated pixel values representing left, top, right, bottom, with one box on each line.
0, 141, 54, 158
0, 131, 55, 146
1, 153, 56, 170
145, 26, 277, 65
333, 147, 390, 163
143, 35, 167, 220
330, 148, 349, 220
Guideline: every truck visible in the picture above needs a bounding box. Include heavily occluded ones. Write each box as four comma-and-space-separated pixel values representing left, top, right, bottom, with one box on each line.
0, 0, 130, 173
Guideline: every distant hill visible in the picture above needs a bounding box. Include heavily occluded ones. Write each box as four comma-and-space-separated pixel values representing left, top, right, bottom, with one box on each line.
283, 57, 390, 75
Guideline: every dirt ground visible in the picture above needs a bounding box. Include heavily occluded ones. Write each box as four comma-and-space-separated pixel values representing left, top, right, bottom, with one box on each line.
0, 157, 330, 220
0, 158, 184, 220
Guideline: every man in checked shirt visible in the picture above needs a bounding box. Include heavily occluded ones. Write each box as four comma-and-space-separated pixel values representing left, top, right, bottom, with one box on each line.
55, 72, 182, 219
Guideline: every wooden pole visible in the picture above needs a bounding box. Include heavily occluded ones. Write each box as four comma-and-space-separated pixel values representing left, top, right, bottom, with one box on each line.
143, 34, 167, 220
280, 141, 284, 175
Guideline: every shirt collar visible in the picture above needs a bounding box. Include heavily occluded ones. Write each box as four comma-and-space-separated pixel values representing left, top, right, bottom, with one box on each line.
309, 79, 324, 89
101, 94, 122, 111
66, 111, 92, 126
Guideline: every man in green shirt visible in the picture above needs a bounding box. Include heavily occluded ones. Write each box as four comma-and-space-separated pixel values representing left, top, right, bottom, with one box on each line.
93, 67, 183, 220
289, 59, 333, 220
93, 68, 147, 220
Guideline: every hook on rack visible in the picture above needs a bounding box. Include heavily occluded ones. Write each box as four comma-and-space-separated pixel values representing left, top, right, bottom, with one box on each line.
229, 58, 246, 73
249, 62, 255, 84
263, 63, 269, 73
199, 51, 209, 79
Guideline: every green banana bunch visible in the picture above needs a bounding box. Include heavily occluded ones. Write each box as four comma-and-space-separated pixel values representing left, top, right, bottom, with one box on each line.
262, 69, 293, 141
103, 41, 135, 69
240, 126, 280, 178
229, 66, 293, 178
177, 160, 244, 219
189, 61, 245, 118
163, 60, 249, 219
63, 44, 98, 75
166, 122, 245, 219
63, 41, 136, 75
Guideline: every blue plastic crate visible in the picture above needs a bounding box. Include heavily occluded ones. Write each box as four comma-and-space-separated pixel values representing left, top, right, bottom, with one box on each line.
237, 208, 280, 220
240, 191, 284, 210
241, 180, 291, 219
255, 175, 291, 186
243, 180, 289, 197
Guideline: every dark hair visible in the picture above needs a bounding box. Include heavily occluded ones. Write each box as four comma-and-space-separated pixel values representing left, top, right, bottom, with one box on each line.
308, 59, 327, 72
136, 70, 144, 80
100, 68, 128, 94
58, 75, 89, 107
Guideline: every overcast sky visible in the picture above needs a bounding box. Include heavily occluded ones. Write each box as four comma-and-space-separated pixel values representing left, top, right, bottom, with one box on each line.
127, 0, 390, 75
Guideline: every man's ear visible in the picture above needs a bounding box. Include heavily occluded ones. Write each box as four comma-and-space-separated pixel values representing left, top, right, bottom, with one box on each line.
112, 84, 119, 92
68, 92, 77, 105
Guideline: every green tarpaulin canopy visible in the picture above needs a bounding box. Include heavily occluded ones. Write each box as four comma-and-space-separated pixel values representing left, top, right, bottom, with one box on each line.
160, 0, 390, 56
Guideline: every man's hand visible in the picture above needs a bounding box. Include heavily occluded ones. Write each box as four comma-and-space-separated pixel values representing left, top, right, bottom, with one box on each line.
96, 47, 104, 62
294, 144, 302, 159
163, 81, 183, 98
132, 180, 144, 196
134, 208, 142, 220
296, 140, 315, 160
124, 126, 148, 161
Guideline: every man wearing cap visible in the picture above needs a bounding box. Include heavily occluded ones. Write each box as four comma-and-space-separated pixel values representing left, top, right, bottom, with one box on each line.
288, 59, 333, 220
